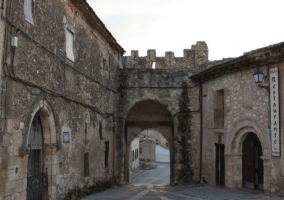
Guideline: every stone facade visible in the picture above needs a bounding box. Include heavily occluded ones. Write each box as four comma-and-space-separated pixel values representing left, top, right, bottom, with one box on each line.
139, 138, 156, 162
191, 42, 284, 196
1, 0, 284, 199
0, 1, 7, 199
140, 129, 169, 148
130, 137, 140, 173
0, 0, 123, 199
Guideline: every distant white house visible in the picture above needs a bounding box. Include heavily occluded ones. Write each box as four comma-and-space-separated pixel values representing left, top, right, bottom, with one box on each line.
139, 136, 156, 162
130, 137, 140, 174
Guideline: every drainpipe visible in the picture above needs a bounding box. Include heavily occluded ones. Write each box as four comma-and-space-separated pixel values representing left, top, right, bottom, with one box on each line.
199, 83, 203, 182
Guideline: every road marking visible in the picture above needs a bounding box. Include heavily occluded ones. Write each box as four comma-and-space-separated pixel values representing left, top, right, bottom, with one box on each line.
127, 189, 149, 200
160, 191, 203, 200
127, 184, 153, 200
157, 196, 171, 200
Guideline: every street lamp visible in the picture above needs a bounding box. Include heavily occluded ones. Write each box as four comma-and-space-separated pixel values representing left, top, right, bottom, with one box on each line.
253, 69, 269, 91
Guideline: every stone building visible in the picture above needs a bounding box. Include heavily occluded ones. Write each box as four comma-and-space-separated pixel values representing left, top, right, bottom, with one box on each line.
139, 137, 156, 162
0, 0, 124, 199
1, 0, 284, 199
130, 137, 140, 174
140, 129, 169, 148
191, 42, 284, 195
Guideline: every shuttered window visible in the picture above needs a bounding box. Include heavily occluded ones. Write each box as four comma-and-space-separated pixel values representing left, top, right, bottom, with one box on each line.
24, 0, 34, 24
66, 30, 75, 61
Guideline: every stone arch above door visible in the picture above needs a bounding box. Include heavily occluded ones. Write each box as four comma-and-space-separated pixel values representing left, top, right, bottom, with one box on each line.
225, 118, 269, 158
224, 118, 270, 189
20, 98, 59, 156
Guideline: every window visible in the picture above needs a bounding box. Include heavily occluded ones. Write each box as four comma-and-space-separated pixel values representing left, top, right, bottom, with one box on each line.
105, 142, 109, 167
24, 0, 34, 24
84, 152, 89, 177
214, 89, 224, 128
66, 30, 74, 61
136, 149, 138, 159
139, 147, 142, 154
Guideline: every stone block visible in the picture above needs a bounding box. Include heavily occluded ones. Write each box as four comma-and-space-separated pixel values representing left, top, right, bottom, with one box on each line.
5, 180, 23, 196
11, 192, 20, 200
7, 119, 14, 134
44, 154, 58, 165
3, 196, 11, 200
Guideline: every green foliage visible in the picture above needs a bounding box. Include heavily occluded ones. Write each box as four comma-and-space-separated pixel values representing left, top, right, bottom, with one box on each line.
177, 82, 194, 184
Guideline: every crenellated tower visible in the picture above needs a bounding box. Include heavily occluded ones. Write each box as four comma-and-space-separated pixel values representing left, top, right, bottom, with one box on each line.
123, 41, 208, 69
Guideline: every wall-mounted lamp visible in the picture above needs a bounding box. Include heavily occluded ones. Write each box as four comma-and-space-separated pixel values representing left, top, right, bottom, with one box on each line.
253, 69, 269, 92
11, 36, 18, 48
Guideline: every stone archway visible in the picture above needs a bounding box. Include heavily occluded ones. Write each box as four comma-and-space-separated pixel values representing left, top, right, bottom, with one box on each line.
21, 99, 59, 199
125, 100, 174, 184
225, 119, 269, 190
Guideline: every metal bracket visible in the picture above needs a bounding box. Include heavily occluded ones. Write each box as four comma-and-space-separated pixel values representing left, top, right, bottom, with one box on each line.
258, 85, 269, 92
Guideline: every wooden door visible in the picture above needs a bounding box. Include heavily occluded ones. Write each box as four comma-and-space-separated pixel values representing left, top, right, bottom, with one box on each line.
215, 143, 225, 185
28, 114, 43, 176
242, 133, 263, 190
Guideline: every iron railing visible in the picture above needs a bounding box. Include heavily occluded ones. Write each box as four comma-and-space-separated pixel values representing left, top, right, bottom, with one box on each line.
27, 172, 48, 200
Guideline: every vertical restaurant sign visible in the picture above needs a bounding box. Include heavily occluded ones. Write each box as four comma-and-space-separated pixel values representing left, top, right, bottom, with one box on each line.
270, 67, 280, 156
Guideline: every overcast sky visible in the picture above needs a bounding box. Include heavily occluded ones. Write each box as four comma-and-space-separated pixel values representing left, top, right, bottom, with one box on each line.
87, 0, 284, 61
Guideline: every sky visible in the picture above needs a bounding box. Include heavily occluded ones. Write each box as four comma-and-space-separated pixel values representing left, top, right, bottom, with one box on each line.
87, 0, 284, 61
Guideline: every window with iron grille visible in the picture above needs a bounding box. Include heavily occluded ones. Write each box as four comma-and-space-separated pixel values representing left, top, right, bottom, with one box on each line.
105, 141, 109, 168
66, 30, 74, 61
24, 0, 34, 24
84, 152, 89, 177
214, 89, 224, 128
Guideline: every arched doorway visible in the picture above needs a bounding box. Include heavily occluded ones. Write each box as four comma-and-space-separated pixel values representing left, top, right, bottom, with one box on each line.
125, 100, 174, 184
27, 113, 48, 200
23, 99, 57, 200
242, 132, 264, 190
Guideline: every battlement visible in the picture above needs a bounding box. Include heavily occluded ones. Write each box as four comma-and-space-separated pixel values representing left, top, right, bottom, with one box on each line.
123, 41, 208, 69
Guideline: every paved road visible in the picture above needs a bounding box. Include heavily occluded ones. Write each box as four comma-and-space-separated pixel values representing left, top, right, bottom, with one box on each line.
131, 163, 170, 185
156, 145, 170, 163
81, 184, 283, 200
81, 163, 283, 200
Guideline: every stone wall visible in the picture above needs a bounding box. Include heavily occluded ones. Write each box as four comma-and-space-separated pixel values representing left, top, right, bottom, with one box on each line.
1, 0, 123, 199
140, 129, 169, 148
130, 137, 140, 173
123, 41, 208, 69
0, 1, 6, 199
139, 139, 156, 162
117, 45, 204, 184
200, 66, 283, 194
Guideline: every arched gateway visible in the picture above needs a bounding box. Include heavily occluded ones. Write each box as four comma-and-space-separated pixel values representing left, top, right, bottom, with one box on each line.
125, 100, 174, 184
